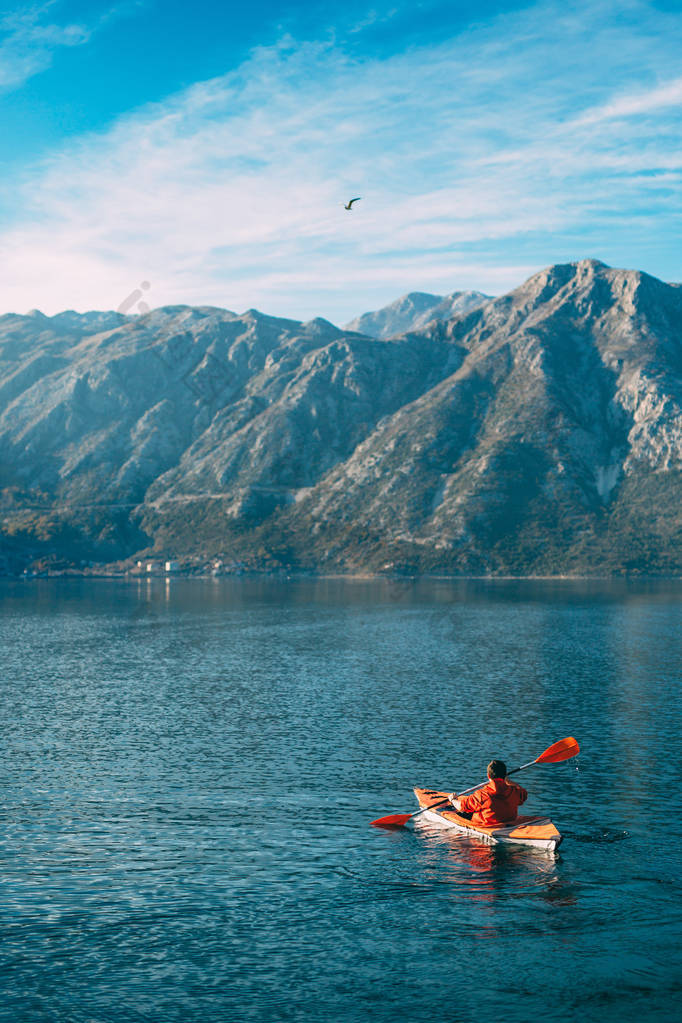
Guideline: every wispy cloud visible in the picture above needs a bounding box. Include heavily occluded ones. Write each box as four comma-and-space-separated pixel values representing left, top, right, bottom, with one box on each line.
1, 0, 681, 321
0, 1, 137, 90
576, 75, 682, 125
1, 2, 87, 89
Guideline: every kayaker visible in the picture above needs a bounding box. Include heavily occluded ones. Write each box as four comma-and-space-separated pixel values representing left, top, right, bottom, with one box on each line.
449, 760, 527, 826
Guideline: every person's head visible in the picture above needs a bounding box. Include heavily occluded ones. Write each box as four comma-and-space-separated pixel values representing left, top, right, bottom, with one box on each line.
487, 759, 507, 779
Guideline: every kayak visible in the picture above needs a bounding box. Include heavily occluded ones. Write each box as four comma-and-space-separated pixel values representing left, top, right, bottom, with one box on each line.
414, 787, 562, 852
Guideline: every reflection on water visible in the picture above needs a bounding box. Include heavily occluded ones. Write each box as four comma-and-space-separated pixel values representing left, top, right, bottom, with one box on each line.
414, 821, 576, 908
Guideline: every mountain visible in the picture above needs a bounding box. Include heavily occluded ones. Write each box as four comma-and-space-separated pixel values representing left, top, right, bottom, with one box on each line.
1, 259, 681, 576
344, 290, 491, 338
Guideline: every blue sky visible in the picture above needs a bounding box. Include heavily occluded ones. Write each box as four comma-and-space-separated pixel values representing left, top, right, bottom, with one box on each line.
1, 0, 681, 321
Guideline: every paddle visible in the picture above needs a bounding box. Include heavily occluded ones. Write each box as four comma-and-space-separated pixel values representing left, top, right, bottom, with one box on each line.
370, 736, 580, 829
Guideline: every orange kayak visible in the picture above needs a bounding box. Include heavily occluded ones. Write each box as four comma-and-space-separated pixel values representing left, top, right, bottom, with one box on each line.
414, 787, 562, 852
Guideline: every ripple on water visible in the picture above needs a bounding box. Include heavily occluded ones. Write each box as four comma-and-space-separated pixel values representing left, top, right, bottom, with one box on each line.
566, 828, 630, 843
1, 577, 682, 1023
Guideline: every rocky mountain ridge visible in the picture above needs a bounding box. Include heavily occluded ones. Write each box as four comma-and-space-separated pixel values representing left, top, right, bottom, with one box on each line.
344, 289, 491, 338
1, 259, 681, 575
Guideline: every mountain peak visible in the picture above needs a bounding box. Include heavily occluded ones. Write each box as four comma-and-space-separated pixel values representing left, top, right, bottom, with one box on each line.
576, 257, 609, 271
513, 258, 680, 321
345, 289, 491, 338
302, 317, 342, 336
508, 258, 641, 315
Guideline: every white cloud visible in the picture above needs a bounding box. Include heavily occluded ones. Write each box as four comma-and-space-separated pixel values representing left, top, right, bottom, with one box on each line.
576, 75, 682, 125
1, 0, 681, 322
0, 1, 139, 90
0, 2, 91, 89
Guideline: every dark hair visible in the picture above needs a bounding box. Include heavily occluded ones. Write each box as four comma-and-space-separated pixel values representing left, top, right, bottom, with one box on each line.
487, 759, 507, 779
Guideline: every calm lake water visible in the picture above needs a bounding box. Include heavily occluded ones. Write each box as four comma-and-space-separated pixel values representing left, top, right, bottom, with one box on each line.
1, 577, 681, 1022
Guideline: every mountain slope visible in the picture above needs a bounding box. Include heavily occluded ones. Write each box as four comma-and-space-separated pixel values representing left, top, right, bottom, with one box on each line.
277, 259, 682, 572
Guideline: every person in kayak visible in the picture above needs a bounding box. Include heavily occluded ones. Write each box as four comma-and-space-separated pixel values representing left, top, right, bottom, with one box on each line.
449, 760, 528, 826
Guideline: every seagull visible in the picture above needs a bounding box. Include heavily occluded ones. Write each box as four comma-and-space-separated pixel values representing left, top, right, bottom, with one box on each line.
343, 197, 362, 210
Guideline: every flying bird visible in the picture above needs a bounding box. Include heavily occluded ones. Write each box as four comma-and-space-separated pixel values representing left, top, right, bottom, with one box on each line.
343, 197, 362, 210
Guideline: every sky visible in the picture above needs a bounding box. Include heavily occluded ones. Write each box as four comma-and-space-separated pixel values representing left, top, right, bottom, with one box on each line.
0, 0, 681, 323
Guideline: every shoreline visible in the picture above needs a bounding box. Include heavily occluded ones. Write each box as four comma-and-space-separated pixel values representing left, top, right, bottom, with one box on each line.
4, 569, 682, 583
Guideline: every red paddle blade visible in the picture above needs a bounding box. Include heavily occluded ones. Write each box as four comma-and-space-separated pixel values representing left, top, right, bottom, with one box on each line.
535, 736, 580, 764
370, 813, 411, 829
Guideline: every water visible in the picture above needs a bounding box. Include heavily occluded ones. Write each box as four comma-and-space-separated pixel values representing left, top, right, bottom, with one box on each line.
1, 577, 681, 1022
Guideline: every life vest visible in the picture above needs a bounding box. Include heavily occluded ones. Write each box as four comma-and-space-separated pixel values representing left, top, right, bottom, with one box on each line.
457, 777, 528, 826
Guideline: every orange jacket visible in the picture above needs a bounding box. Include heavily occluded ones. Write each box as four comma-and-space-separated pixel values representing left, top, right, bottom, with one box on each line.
457, 777, 527, 826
